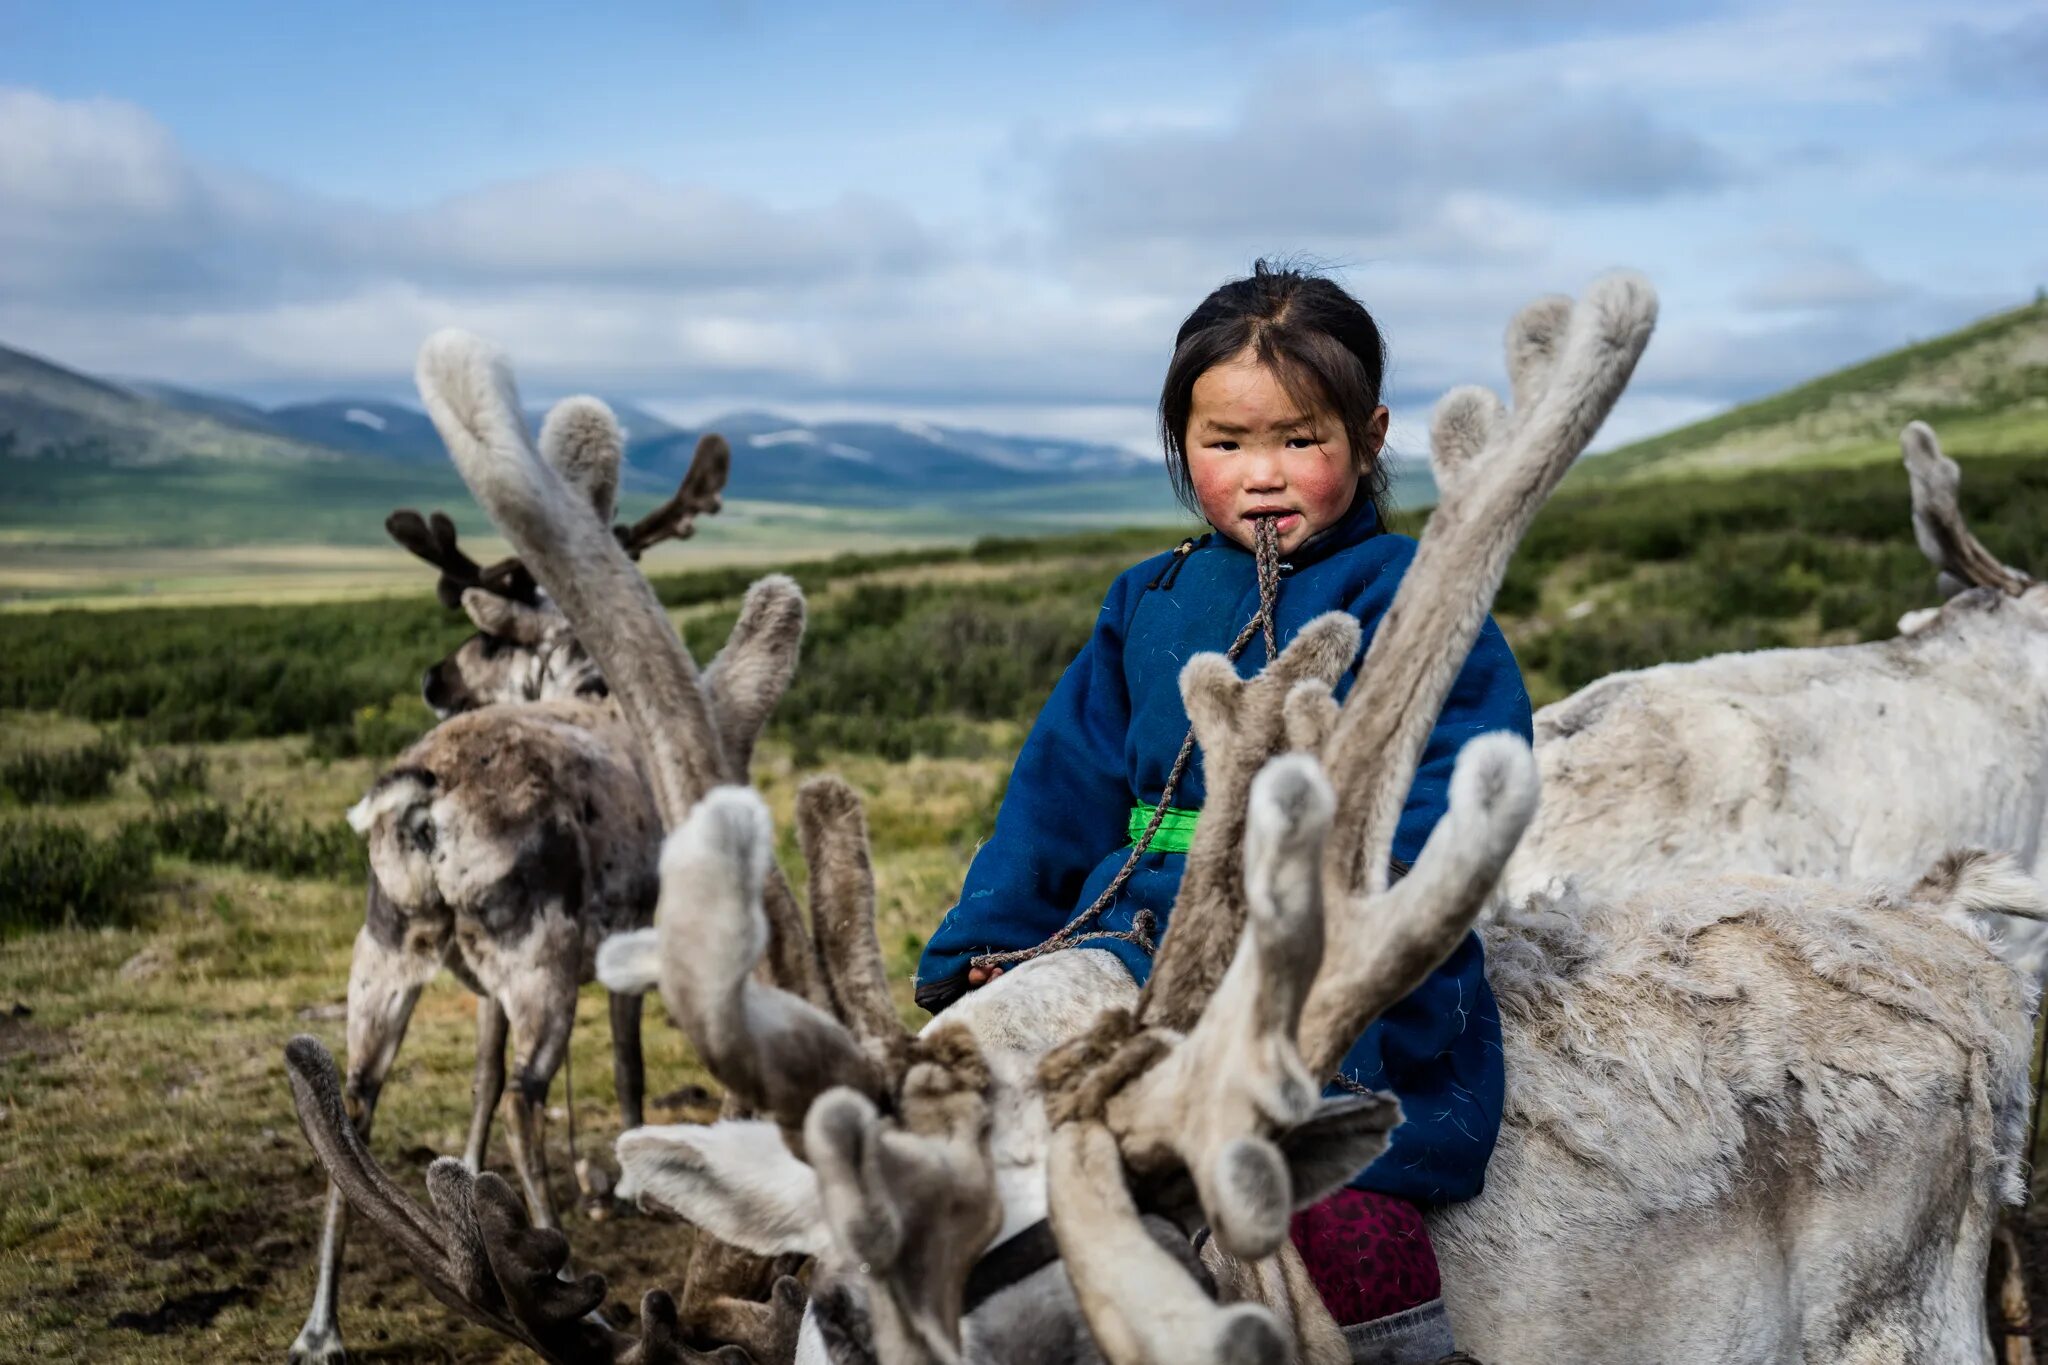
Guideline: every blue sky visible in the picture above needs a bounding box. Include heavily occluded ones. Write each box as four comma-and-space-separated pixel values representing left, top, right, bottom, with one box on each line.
2, 0, 2043, 455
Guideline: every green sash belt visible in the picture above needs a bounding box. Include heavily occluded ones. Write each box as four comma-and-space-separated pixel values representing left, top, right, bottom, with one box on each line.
1128, 802, 1199, 854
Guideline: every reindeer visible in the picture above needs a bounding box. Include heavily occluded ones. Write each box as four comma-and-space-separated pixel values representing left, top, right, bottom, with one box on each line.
1502, 419, 2048, 969
285, 277, 2042, 1364
289, 403, 806, 1365
385, 422, 731, 718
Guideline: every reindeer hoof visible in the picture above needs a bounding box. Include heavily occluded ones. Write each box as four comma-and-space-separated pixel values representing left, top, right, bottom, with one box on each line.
575, 1156, 618, 1222
286, 1323, 349, 1364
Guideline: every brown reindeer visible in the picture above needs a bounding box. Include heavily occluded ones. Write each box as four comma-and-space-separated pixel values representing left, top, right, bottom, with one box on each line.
289, 400, 804, 1365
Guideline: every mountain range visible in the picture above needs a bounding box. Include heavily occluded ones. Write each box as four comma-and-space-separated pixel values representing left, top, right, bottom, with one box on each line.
5, 293, 2042, 556
1, 339, 1157, 506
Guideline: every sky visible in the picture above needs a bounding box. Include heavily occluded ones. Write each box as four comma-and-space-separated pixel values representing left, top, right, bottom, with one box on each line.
1, 0, 2044, 456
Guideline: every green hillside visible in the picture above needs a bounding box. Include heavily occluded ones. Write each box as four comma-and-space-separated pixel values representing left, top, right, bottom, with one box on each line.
0, 341, 335, 466
1587, 296, 2048, 481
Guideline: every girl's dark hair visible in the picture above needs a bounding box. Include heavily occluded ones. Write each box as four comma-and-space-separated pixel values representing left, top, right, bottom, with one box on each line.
1158, 259, 1391, 519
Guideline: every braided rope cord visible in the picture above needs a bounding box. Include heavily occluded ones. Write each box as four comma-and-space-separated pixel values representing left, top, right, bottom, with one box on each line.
970, 518, 1283, 972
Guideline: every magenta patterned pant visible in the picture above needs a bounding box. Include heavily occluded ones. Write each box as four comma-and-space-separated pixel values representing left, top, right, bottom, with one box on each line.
1289, 1188, 1442, 1327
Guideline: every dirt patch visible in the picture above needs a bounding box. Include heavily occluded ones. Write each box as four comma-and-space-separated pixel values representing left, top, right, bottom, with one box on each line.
0, 1002, 66, 1064
109, 1283, 257, 1334
132, 1201, 279, 1271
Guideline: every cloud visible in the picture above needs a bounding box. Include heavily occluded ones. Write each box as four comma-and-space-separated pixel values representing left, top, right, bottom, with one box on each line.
1934, 13, 2048, 94
0, 0, 2037, 465
1738, 251, 1912, 313
0, 87, 338, 308
1043, 67, 1731, 258
398, 173, 936, 289
0, 86, 940, 313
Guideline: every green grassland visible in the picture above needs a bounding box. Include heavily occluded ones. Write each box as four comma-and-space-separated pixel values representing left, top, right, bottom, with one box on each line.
1587, 297, 2048, 481
0, 456, 1203, 609
5, 436, 2048, 1360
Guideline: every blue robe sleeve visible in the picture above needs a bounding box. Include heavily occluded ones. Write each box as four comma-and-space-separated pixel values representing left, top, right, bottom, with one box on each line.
914, 569, 1139, 1010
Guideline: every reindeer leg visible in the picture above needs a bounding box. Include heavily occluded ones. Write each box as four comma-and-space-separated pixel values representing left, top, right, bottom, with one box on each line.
291, 918, 429, 1364
463, 995, 508, 1172
566, 991, 646, 1222
610, 989, 644, 1131
499, 969, 576, 1232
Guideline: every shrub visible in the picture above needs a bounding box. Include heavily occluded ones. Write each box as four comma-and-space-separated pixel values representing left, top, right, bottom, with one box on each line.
140, 799, 366, 880
137, 749, 211, 801
306, 699, 431, 761
0, 736, 131, 804
0, 817, 155, 934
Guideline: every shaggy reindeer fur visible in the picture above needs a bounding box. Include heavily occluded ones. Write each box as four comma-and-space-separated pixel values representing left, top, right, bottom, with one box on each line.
1509, 590, 2048, 889
345, 697, 661, 1186
615, 845, 2046, 1364
290, 698, 663, 1365
1504, 423, 2048, 971
1432, 851, 2045, 1362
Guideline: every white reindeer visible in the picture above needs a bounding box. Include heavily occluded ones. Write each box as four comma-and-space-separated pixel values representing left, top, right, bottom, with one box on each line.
1503, 420, 2048, 967
284, 277, 2042, 1365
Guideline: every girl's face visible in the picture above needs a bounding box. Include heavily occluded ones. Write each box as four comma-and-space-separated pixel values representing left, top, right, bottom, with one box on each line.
1184, 348, 1388, 555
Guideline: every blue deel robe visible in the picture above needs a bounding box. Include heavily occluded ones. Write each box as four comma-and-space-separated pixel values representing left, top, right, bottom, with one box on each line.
914, 491, 1533, 1205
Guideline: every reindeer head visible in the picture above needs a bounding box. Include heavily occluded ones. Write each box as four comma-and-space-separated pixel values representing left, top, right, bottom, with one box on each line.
1897, 420, 2043, 639
393, 397, 733, 718
291, 276, 1657, 1365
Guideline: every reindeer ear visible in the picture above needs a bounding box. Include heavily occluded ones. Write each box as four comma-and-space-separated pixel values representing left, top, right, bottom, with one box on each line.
1277, 1093, 1403, 1209
461, 588, 551, 645
347, 770, 434, 838
614, 1121, 831, 1259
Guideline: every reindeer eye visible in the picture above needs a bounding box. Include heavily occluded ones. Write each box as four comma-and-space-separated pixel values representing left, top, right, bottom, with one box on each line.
479, 634, 509, 660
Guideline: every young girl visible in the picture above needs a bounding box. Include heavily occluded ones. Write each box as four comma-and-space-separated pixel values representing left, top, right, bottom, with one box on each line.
915, 262, 1530, 1362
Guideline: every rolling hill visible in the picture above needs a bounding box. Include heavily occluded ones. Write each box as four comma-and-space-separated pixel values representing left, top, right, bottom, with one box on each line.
0, 343, 338, 466
1586, 296, 2048, 481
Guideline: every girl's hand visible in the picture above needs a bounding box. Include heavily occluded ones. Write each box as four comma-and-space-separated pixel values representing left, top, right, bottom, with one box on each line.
967, 965, 1006, 989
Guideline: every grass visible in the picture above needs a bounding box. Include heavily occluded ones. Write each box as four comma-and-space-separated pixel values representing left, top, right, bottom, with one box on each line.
0, 455, 1194, 609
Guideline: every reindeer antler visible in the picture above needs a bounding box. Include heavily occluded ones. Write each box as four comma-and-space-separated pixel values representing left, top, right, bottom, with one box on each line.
617, 434, 731, 560
417, 333, 881, 1119
1902, 420, 2031, 600
386, 507, 542, 608
419, 332, 1033, 1364
391, 395, 673, 610
284, 1037, 748, 1364
1297, 272, 1654, 1076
